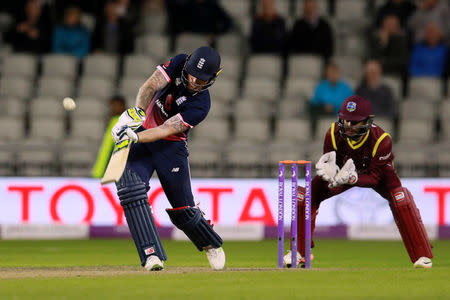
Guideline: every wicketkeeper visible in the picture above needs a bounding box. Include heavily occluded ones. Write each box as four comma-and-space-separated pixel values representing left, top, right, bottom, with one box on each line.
285, 95, 433, 268
110, 46, 225, 271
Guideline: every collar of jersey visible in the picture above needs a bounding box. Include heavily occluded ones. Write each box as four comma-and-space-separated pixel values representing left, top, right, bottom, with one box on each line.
346, 130, 370, 150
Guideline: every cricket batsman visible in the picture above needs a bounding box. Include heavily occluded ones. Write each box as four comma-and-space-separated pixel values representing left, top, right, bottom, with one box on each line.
284, 95, 433, 268
110, 46, 225, 271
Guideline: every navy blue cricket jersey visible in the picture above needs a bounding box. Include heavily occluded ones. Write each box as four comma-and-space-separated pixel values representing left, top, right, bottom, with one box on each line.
142, 54, 211, 141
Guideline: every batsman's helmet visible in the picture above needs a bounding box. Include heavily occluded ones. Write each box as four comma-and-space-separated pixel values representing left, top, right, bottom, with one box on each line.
337, 95, 375, 139
181, 46, 222, 92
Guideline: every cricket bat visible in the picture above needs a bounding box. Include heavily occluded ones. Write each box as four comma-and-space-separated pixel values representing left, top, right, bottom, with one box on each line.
101, 139, 132, 184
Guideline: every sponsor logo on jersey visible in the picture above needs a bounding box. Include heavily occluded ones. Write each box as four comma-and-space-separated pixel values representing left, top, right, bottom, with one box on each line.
379, 152, 391, 160
347, 101, 357, 112
176, 96, 187, 106
144, 247, 155, 255
394, 192, 405, 202
171, 167, 180, 172
197, 58, 205, 69
155, 99, 169, 117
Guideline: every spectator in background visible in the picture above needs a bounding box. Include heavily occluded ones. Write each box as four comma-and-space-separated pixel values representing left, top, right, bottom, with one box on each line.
249, 0, 286, 54
287, 0, 333, 62
356, 60, 396, 118
374, 0, 416, 29
5, 0, 52, 53
52, 6, 90, 58
91, 0, 134, 55
369, 14, 409, 76
92, 95, 127, 178
166, 0, 232, 38
409, 22, 448, 77
407, 0, 450, 43
310, 62, 353, 115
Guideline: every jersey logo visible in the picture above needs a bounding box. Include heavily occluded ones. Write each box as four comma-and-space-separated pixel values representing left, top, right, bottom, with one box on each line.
171, 167, 180, 172
176, 96, 187, 106
347, 101, 356, 112
379, 152, 391, 160
394, 192, 405, 202
197, 58, 205, 69
163, 60, 171, 68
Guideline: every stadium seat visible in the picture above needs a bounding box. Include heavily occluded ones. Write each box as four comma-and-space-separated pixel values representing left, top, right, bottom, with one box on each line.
383, 75, 402, 100
335, 0, 367, 21
0, 77, 33, 99
41, 54, 78, 80
186, 140, 222, 178
408, 77, 442, 101
399, 99, 436, 120
209, 77, 239, 101
288, 55, 322, 80
17, 149, 57, 176
284, 77, 316, 99
216, 34, 242, 57
71, 100, 108, 120
233, 98, 272, 119
219, 55, 241, 80
393, 143, 433, 177
29, 118, 65, 141
374, 118, 394, 138
332, 56, 363, 80
316, 117, 336, 140
242, 77, 279, 101
123, 54, 158, 78
70, 118, 105, 141
398, 119, 434, 143
0, 149, 15, 175
136, 34, 170, 60
234, 119, 270, 143
0, 96, 26, 117
208, 101, 230, 119
78, 77, 114, 98
225, 143, 265, 178
246, 54, 283, 80
37, 77, 74, 98
191, 119, 230, 143
2, 53, 37, 79
60, 148, 96, 177
219, 0, 250, 19
119, 77, 144, 98
83, 54, 118, 80
274, 118, 311, 142
279, 97, 308, 118
30, 97, 65, 118
440, 101, 450, 141
0, 116, 25, 140
175, 33, 210, 54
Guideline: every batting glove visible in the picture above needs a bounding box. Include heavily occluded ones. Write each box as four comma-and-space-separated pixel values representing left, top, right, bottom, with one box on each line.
113, 125, 139, 143
112, 107, 145, 143
328, 159, 358, 188
316, 151, 339, 182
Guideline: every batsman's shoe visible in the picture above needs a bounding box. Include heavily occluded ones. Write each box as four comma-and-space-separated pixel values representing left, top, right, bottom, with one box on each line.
144, 255, 164, 271
283, 250, 301, 268
413, 257, 432, 269
206, 247, 225, 270
283, 250, 314, 268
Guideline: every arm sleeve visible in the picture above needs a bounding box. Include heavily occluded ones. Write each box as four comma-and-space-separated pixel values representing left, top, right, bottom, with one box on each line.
178, 99, 210, 128
355, 135, 394, 187
157, 54, 187, 83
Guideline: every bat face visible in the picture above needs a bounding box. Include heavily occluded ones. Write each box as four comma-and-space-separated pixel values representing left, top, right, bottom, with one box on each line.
101, 140, 131, 184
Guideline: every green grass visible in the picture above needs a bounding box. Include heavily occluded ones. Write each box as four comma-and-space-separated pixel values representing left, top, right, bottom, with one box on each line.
0, 239, 449, 299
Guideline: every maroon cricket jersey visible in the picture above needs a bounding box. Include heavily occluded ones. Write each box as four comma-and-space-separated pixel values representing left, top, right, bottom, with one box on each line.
323, 122, 395, 187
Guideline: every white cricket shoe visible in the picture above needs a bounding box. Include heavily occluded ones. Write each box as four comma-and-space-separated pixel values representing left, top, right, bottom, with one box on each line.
283, 250, 302, 268
206, 247, 225, 270
413, 257, 432, 268
144, 255, 164, 271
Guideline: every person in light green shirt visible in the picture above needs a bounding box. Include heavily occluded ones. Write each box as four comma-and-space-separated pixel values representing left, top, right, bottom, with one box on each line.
92, 95, 126, 178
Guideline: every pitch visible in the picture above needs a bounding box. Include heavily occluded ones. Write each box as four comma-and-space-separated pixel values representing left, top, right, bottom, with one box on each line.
0, 239, 449, 299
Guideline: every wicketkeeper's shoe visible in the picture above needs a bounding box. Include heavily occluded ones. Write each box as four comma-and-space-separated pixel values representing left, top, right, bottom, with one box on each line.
144, 255, 164, 271
206, 247, 225, 270
283, 250, 314, 268
413, 257, 432, 268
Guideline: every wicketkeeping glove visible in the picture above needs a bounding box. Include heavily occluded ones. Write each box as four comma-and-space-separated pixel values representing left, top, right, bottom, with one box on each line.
316, 151, 339, 182
112, 107, 145, 143
328, 158, 358, 188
